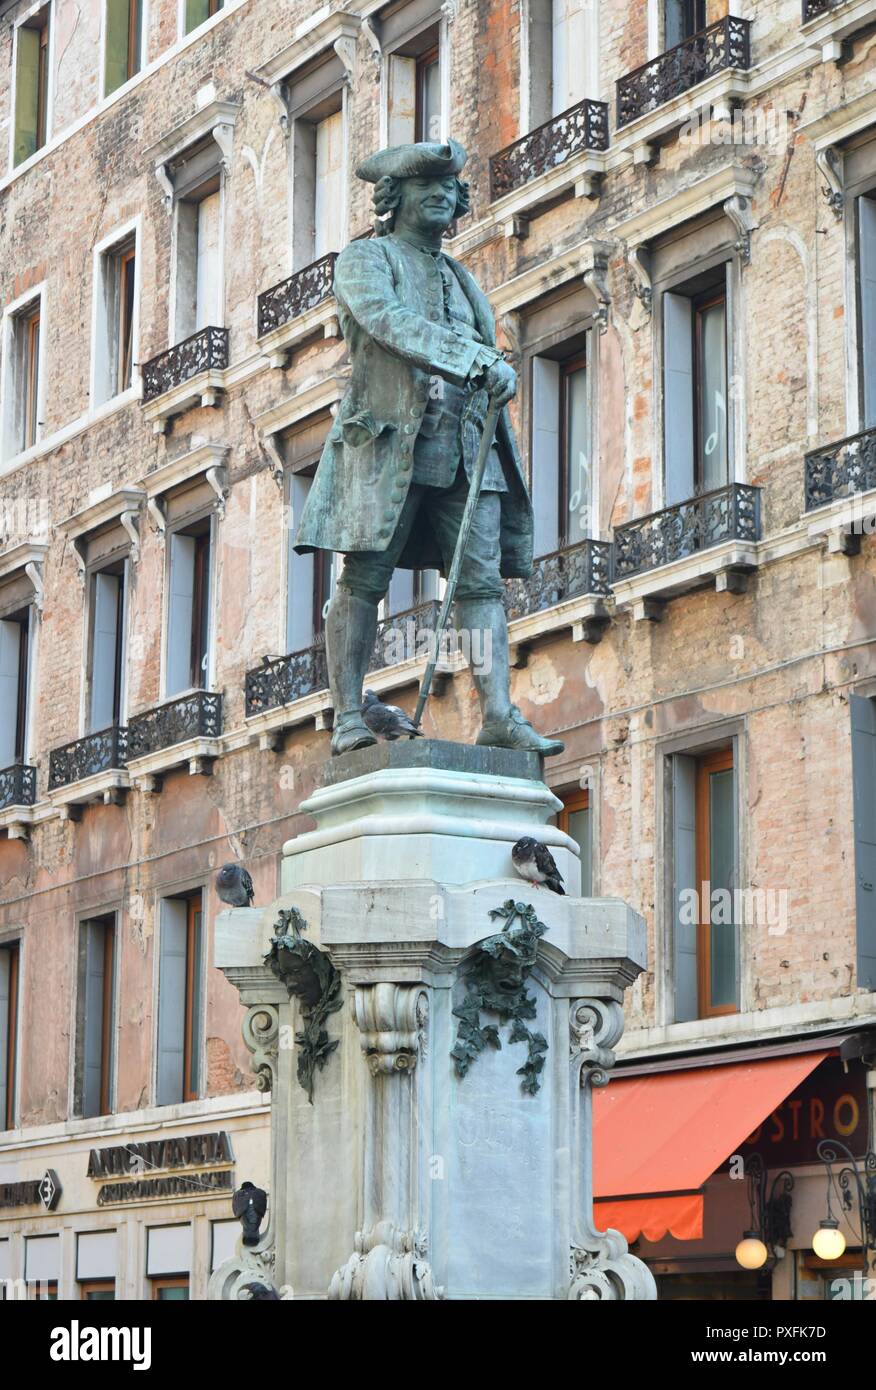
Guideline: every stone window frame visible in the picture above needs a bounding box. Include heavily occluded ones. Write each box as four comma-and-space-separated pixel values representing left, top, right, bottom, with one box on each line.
519, 0, 602, 136
8, 0, 55, 175
70, 906, 121, 1122
150, 881, 208, 1112
654, 717, 748, 1029
89, 216, 142, 412
0, 280, 47, 470
0, 930, 23, 1133
370, 0, 453, 147
0, 541, 47, 771
841, 138, 876, 438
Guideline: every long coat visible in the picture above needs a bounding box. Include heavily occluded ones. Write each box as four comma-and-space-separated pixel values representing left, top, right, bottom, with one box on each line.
294, 234, 534, 579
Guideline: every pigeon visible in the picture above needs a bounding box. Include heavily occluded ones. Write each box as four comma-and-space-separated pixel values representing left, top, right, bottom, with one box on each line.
232, 1181, 268, 1246
511, 837, 565, 895
240, 1282, 281, 1301
216, 863, 255, 907
362, 688, 422, 741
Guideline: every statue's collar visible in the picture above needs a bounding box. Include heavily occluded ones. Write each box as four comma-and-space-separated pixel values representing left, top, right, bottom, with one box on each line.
392, 227, 445, 256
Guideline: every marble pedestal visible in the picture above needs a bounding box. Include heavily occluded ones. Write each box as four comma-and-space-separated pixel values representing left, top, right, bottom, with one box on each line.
210, 742, 656, 1301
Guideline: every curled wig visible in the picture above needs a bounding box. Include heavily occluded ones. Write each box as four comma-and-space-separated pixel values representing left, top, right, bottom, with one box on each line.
372, 174, 471, 235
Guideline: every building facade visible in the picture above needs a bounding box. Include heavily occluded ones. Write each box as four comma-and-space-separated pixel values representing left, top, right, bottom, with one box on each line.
1, 0, 876, 1300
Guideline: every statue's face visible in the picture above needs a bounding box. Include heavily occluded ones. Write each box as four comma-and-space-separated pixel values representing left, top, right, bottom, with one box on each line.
395, 175, 457, 235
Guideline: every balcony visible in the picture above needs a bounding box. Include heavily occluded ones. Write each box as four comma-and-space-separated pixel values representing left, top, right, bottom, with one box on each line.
490, 99, 609, 199
504, 538, 613, 652
244, 601, 444, 747
805, 425, 876, 554
616, 18, 752, 150
257, 253, 340, 369
125, 691, 223, 789
47, 726, 129, 815
0, 763, 37, 839
612, 483, 762, 618
802, 0, 845, 18
140, 326, 229, 433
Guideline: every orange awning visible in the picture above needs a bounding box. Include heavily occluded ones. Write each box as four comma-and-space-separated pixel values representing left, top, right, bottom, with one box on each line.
592, 1050, 830, 1243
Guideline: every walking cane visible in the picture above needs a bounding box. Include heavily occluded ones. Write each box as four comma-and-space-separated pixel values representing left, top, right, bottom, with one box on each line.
412, 393, 503, 731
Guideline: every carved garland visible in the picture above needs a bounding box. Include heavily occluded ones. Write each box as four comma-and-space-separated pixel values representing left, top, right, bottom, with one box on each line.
450, 899, 549, 1095
264, 908, 343, 1103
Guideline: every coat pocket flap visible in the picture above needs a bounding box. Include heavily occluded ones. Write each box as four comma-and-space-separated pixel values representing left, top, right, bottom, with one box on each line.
341, 412, 396, 448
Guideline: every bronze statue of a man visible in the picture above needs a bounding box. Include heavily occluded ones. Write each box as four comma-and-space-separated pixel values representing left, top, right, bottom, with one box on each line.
294, 139, 564, 759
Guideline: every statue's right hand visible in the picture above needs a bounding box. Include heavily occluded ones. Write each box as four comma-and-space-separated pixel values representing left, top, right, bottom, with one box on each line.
484, 360, 517, 407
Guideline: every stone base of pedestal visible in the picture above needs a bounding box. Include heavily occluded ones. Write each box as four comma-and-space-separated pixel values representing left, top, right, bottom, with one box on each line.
212, 743, 656, 1301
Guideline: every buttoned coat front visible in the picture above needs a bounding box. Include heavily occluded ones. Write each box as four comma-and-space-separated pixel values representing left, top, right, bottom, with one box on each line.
293, 234, 534, 579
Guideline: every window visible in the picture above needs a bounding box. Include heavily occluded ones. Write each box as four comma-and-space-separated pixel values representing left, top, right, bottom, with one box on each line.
665, 0, 706, 49
76, 1231, 117, 1294
87, 563, 127, 732
81, 1281, 115, 1300
530, 332, 594, 556
858, 193, 876, 430
850, 694, 876, 992
0, 608, 32, 767
152, 1276, 189, 1299
282, 418, 338, 652
156, 893, 203, 1106
558, 789, 592, 896
165, 517, 213, 696
384, 17, 443, 147
184, 0, 222, 34
663, 267, 729, 506
0, 942, 20, 1131
76, 916, 116, 1119
525, 1, 596, 130
415, 45, 440, 142
292, 102, 345, 270
94, 235, 137, 404
25, 1235, 58, 1297
104, 0, 144, 95
2, 297, 43, 458
671, 745, 739, 1021
13, 6, 50, 167
173, 175, 222, 343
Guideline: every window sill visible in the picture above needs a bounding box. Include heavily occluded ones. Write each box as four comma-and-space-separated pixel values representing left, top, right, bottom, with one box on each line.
805, 484, 876, 554
611, 67, 754, 167
800, 0, 876, 60
0, 391, 141, 480
140, 366, 227, 434
257, 294, 341, 371
125, 735, 223, 790
0, 802, 36, 841
611, 535, 760, 619
47, 767, 130, 818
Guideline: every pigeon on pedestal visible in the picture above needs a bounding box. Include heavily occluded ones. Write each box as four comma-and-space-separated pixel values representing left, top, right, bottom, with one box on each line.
362, 688, 422, 741
511, 837, 565, 895
216, 863, 255, 907
232, 1181, 268, 1246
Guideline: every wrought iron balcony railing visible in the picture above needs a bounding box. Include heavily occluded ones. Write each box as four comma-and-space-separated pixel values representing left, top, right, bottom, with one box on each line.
504, 538, 612, 622
489, 98, 609, 201
245, 600, 443, 718
802, 0, 842, 19
616, 17, 752, 129
141, 326, 229, 403
246, 639, 329, 718
48, 726, 129, 790
0, 762, 37, 811
257, 252, 338, 339
613, 483, 761, 580
127, 691, 223, 759
805, 425, 876, 512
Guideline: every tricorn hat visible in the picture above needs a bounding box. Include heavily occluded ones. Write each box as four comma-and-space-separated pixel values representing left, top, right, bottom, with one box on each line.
356, 138, 467, 183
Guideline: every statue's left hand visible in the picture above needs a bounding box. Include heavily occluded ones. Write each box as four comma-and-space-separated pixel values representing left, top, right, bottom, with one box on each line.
484, 360, 518, 407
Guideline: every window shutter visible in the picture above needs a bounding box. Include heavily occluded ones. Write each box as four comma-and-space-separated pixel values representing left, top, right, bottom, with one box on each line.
89, 572, 121, 732
188, 905, 203, 1098
0, 620, 21, 767
851, 694, 876, 991
156, 900, 188, 1106
388, 569, 415, 616
387, 55, 416, 147
104, 0, 131, 95
315, 111, 344, 260
859, 196, 876, 430
185, 0, 210, 34
195, 191, 222, 330
14, 26, 40, 167
166, 533, 196, 696
0, 950, 10, 1126
672, 753, 698, 1023
287, 476, 316, 652
82, 923, 107, 1118
663, 291, 695, 506
531, 356, 561, 557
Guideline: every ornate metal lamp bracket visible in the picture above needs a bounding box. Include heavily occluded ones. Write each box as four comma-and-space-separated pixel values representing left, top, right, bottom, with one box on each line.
627, 244, 652, 315
816, 146, 844, 219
